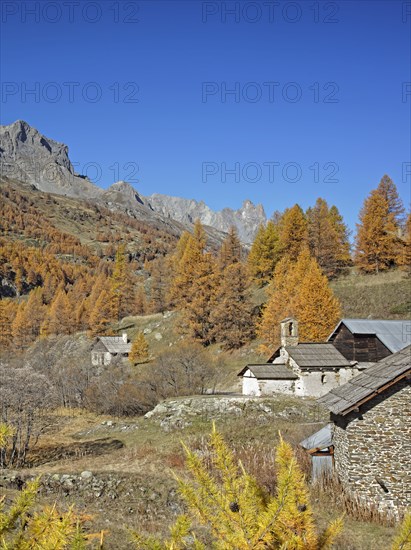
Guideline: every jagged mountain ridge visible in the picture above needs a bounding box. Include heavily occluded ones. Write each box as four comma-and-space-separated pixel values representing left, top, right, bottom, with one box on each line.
0, 121, 266, 242
145, 194, 266, 244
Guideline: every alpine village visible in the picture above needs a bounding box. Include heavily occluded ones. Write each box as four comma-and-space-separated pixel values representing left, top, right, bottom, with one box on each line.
0, 121, 410, 549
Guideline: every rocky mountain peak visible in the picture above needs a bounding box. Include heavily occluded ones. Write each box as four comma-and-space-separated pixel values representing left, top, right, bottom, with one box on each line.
0, 120, 100, 198
103, 181, 145, 205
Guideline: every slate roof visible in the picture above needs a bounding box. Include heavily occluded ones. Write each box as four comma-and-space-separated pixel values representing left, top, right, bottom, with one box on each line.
329, 319, 411, 353
300, 424, 333, 452
98, 336, 132, 354
286, 343, 353, 369
238, 364, 298, 380
318, 345, 411, 416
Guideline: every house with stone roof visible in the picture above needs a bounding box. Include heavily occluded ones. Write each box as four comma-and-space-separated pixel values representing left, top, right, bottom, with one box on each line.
313, 345, 411, 517
91, 332, 131, 366
238, 318, 363, 397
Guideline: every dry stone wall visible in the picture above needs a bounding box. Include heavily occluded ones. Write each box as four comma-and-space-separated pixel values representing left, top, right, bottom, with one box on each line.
332, 378, 411, 517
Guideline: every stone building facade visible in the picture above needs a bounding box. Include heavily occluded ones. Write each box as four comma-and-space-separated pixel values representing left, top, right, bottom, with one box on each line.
332, 379, 411, 515
239, 318, 362, 398
318, 346, 411, 517
91, 333, 131, 366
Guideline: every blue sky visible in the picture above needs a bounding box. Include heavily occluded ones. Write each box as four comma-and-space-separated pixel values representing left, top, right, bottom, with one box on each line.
1, 0, 410, 230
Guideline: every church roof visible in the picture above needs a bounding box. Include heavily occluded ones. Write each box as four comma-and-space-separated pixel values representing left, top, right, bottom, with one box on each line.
285, 343, 353, 369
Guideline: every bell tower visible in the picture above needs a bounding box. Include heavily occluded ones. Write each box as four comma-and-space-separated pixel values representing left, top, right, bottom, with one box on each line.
280, 318, 299, 347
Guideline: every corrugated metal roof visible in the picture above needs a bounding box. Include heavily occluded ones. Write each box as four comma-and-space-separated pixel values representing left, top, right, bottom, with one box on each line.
318, 345, 411, 415
329, 319, 411, 353
238, 364, 298, 380
99, 337, 132, 354
300, 424, 333, 451
286, 343, 353, 368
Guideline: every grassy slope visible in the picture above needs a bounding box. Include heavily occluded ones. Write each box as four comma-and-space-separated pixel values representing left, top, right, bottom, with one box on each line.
331, 268, 411, 319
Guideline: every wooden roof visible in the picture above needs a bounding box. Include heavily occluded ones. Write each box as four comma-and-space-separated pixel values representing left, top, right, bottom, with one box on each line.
238, 364, 298, 380
318, 345, 411, 416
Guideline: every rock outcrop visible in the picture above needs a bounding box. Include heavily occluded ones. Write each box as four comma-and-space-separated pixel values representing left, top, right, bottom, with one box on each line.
144, 395, 327, 431
0, 120, 101, 198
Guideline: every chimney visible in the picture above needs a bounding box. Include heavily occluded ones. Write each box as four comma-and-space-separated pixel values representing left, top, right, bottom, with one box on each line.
280, 318, 299, 348
122, 332, 128, 343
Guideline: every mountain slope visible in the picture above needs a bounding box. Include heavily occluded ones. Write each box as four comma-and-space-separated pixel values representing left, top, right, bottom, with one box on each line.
0, 121, 266, 243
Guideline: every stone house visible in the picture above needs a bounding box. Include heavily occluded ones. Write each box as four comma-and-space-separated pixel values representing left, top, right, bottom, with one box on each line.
237, 362, 298, 397
238, 318, 363, 398
317, 345, 411, 517
328, 319, 411, 362
91, 333, 131, 366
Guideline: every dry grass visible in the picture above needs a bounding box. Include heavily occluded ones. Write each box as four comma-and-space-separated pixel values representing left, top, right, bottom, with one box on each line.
4, 398, 399, 549
331, 268, 411, 319
310, 473, 397, 550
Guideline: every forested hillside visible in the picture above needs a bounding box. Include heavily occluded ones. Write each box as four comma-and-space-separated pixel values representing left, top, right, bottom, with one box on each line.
0, 173, 410, 357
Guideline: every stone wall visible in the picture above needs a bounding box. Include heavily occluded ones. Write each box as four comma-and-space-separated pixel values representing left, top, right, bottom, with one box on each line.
332, 378, 411, 517
242, 371, 296, 396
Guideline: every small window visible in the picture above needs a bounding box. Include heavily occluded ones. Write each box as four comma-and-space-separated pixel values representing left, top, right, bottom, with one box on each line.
289, 322, 293, 336
321, 374, 327, 384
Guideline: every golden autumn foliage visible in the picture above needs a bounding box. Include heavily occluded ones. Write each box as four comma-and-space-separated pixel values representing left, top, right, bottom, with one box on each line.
355, 189, 400, 273
247, 222, 281, 286
392, 511, 411, 550
0, 476, 92, 549
397, 213, 411, 275
12, 288, 46, 349
307, 199, 351, 278
129, 332, 149, 365
211, 231, 255, 349
170, 221, 218, 345
0, 301, 12, 350
131, 425, 343, 549
278, 204, 309, 262
88, 290, 115, 337
258, 249, 341, 350
376, 175, 405, 227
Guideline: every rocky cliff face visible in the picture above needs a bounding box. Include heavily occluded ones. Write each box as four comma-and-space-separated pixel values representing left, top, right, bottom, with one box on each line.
146, 194, 266, 244
0, 121, 266, 242
0, 120, 100, 198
